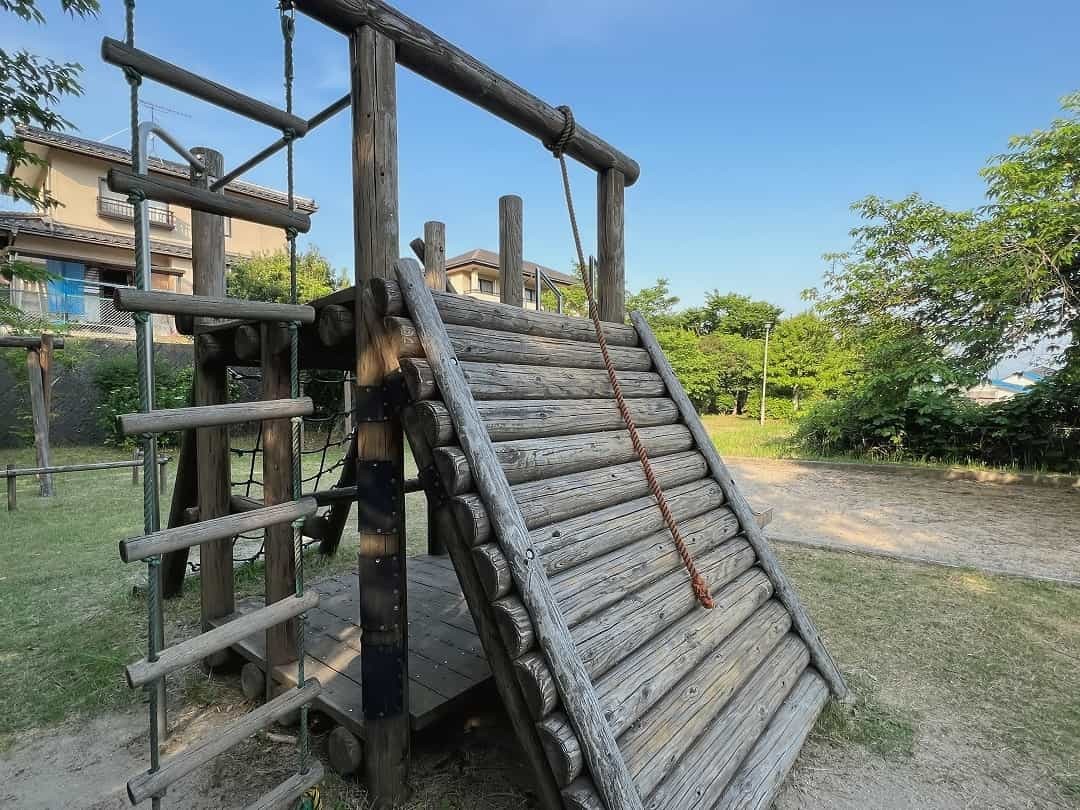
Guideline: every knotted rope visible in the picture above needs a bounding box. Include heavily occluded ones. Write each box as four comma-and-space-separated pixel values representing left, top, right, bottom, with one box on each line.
548, 107, 714, 610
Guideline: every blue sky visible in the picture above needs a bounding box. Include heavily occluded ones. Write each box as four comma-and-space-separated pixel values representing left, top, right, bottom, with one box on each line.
7, 0, 1080, 318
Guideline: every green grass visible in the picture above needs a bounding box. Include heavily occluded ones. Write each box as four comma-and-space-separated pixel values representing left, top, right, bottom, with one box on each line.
702, 414, 801, 458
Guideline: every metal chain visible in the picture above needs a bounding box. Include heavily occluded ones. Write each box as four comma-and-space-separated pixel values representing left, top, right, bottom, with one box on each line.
549, 109, 715, 610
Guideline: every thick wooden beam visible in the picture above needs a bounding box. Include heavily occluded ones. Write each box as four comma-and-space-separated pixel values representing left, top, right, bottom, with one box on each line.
25, 348, 53, 496
422, 219, 448, 556
114, 288, 315, 323
39, 333, 54, 419
0, 335, 65, 349
499, 195, 524, 307
119, 398, 313, 436
161, 428, 197, 597
294, 0, 640, 184
597, 169, 625, 324
244, 762, 326, 810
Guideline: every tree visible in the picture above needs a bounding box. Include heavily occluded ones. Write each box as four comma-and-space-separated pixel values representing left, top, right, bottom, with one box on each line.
768, 312, 851, 410
690, 291, 783, 338
654, 326, 720, 411
626, 278, 680, 326
226, 247, 344, 304
700, 331, 760, 414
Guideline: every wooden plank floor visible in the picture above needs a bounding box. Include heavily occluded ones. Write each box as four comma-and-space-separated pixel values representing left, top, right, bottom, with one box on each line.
212, 554, 492, 738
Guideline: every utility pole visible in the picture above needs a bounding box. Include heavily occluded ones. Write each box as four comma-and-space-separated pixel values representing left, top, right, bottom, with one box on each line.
760, 321, 773, 426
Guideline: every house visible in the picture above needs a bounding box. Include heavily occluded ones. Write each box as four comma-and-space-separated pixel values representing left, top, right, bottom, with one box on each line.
445, 248, 577, 307
964, 366, 1056, 404
1, 125, 316, 338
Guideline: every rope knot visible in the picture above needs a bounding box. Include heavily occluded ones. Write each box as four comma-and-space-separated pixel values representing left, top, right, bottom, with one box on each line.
546, 105, 576, 158
285, 226, 299, 241
282, 128, 297, 143
126, 189, 146, 205
122, 66, 142, 87
133, 310, 149, 325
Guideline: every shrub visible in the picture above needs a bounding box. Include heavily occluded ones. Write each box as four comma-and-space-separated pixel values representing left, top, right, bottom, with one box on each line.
94, 355, 193, 447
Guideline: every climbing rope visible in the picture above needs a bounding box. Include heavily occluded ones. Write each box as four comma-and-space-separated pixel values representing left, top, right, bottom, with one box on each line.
547, 107, 714, 610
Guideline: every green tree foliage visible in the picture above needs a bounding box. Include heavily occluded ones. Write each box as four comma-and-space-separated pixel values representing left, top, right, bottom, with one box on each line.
700, 331, 759, 414
93, 354, 192, 447
768, 312, 851, 410
683, 291, 783, 338
226, 247, 343, 304
653, 326, 719, 411
626, 277, 680, 325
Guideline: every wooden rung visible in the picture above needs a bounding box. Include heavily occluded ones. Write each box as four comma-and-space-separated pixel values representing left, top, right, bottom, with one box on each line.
119, 397, 313, 436
113, 289, 315, 324
107, 167, 311, 233
126, 679, 321, 804
244, 762, 325, 810
125, 591, 319, 687
0, 335, 65, 349
101, 38, 309, 135
120, 496, 317, 563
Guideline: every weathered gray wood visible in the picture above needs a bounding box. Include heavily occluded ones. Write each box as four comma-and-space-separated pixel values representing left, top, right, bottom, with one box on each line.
6, 464, 15, 511
114, 288, 315, 324
715, 670, 829, 810
0, 335, 65, 349
26, 349, 53, 496
101, 37, 309, 135
499, 195, 524, 307
293, 0, 640, 184
317, 303, 353, 346
475, 479, 725, 600
327, 726, 364, 775
643, 637, 808, 809
119, 397, 313, 436
243, 762, 325, 810
161, 428, 197, 597
389, 317, 652, 372
415, 397, 678, 447
373, 279, 640, 346
38, 333, 54, 419
125, 591, 319, 687
423, 221, 447, 291
120, 497, 317, 563
597, 169, 625, 323
632, 312, 849, 701
562, 778, 606, 810
434, 424, 693, 495
394, 258, 643, 810
126, 679, 321, 804
450, 451, 707, 546
1, 458, 173, 478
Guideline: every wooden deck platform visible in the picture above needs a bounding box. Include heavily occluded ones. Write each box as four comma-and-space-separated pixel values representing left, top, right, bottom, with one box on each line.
214, 555, 491, 738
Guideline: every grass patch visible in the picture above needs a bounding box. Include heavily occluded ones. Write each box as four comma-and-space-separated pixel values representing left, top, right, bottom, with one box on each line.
813, 675, 916, 759
702, 414, 800, 458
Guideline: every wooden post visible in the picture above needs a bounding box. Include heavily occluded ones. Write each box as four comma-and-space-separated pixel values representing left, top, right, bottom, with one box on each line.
161, 428, 198, 597
343, 373, 354, 436
39, 333, 53, 422
351, 25, 409, 807
597, 168, 625, 323
132, 447, 140, 484
6, 465, 15, 511
191, 147, 234, 635
499, 195, 523, 308
424, 220, 447, 556
262, 321, 297, 677
158, 457, 168, 495
26, 348, 53, 497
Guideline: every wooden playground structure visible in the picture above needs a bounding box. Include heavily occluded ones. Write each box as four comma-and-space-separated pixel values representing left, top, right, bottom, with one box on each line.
103, 1, 848, 808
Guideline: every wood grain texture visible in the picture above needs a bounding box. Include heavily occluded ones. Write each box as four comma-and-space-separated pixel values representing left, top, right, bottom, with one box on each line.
423, 221, 447, 291
119, 397, 313, 436
597, 169, 625, 324
114, 288, 314, 323
632, 312, 848, 701
317, 303, 354, 346
161, 428, 197, 597
25, 349, 52, 496
499, 195, 524, 307
243, 762, 325, 810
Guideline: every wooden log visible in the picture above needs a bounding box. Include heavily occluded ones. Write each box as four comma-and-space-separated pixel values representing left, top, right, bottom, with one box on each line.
499, 195, 524, 307
125, 591, 320, 687
597, 169, 625, 323
632, 312, 849, 701
6, 464, 15, 511
317, 303, 353, 346
475, 478, 725, 600
715, 670, 829, 810
449, 451, 707, 547
434, 424, 693, 495
0, 335, 65, 349
388, 317, 652, 372
327, 726, 364, 775
126, 679, 322, 804
107, 167, 311, 233
114, 288, 315, 323
538, 597, 791, 788
243, 762, 325, 810
562, 778, 606, 810
101, 38, 309, 135
393, 258, 643, 810
493, 538, 756, 662
234, 322, 354, 370
120, 497, 317, 563
0, 458, 172, 478
373, 279, 640, 346
423, 221, 447, 291
119, 397, 313, 436
517, 569, 774, 723
39, 333, 54, 422
293, 0, 640, 184
414, 397, 678, 447
26, 348, 53, 496
240, 661, 265, 701
161, 428, 197, 597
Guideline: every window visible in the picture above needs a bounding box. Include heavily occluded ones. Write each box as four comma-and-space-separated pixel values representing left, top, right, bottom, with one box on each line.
97, 177, 174, 229
478, 278, 495, 295
524, 287, 536, 303
223, 217, 232, 238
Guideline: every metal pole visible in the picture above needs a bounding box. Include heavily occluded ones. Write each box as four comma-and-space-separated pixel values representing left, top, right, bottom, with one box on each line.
760, 322, 772, 427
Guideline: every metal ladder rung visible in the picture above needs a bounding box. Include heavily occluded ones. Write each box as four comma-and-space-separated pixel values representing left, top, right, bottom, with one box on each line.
119, 397, 313, 437
127, 679, 322, 804
125, 591, 319, 688
101, 37, 309, 136
114, 289, 315, 325
243, 762, 325, 810
106, 167, 311, 233
120, 496, 317, 563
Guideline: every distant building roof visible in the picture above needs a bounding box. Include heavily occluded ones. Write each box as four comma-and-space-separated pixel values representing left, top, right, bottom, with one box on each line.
446, 248, 577, 286
13, 126, 317, 213
989, 379, 1030, 394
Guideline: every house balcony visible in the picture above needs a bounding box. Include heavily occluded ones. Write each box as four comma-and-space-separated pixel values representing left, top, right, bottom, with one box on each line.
97, 196, 175, 230
3, 276, 138, 336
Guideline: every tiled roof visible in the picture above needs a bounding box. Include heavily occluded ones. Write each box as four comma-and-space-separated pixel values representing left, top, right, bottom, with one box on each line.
14, 126, 317, 213
446, 248, 577, 286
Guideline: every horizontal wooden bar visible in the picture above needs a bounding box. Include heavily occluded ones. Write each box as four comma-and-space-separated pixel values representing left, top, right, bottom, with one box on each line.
101, 37, 309, 135
107, 167, 311, 232
114, 289, 315, 324
0, 335, 64, 349
373, 279, 640, 346
127, 678, 321, 804
244, 762, 326, 810
120, 497, 317, 563
125, 591, 319, 687
293, 0, 640, 183
119, 397, 314, 436
3, 457, 169, 478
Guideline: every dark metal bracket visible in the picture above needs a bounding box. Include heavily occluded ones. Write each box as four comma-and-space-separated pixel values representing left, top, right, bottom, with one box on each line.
355, 459, 398, 534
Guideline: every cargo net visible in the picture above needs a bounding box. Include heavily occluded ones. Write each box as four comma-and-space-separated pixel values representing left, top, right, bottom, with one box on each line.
187, 368, 354, 571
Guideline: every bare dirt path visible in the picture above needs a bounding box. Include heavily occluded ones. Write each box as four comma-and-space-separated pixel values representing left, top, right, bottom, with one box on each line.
730, 458, 1080, 583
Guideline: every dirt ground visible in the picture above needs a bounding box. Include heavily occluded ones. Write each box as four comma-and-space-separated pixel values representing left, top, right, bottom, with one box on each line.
730, 458, 1080, 583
